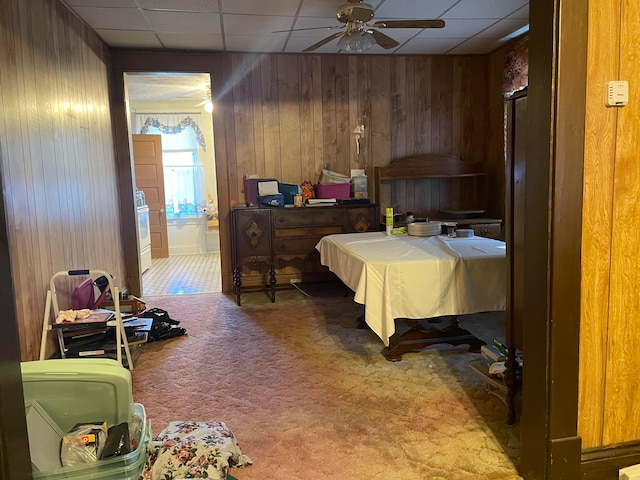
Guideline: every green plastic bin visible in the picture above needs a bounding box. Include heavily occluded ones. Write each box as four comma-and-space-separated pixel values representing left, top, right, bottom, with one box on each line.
21, 359, 149, 479
21, 359, 133, 432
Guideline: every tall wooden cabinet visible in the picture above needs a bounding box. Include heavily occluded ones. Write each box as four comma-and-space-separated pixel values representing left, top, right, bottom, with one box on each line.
230, 204, 378, 305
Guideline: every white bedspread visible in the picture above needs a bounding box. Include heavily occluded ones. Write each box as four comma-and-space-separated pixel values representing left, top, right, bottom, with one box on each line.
316, 232, 506, 346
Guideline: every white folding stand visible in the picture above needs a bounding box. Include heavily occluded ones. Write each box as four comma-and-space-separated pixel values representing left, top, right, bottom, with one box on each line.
39, 269, 134, 370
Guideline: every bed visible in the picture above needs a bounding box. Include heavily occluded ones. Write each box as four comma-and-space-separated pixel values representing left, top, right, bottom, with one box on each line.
316, 231, 506, 360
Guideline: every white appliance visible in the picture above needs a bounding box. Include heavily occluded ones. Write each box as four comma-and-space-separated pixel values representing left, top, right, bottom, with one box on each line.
137, 206, 152, 272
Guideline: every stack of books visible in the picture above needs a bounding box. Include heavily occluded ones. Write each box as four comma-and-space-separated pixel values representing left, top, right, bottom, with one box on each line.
469, 338, 523, 407
123, 317, 154, 346
55, 312, 153, 358
306, 198, 337, 206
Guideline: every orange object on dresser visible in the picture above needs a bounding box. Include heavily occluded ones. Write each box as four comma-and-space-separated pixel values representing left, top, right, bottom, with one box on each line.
301, 180, 314, 201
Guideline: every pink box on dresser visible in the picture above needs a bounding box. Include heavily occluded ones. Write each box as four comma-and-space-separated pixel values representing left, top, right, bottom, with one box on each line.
314, 183, 350, 199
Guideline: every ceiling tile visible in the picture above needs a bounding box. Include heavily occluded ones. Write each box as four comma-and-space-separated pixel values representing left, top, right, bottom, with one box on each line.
71, 7, 149, 30
65, 0, 135, 6
158, 33, 225, 50
298, 0, 351, 18
224, 35, 288, 53
222, 14, 296, 36
375, 0, 457, 19
96, 29, 162, 47
286, 16, 343, 37
221, 0, 301, 16
287, 29, 345, 41
444, 0, 529, 19
137, 0, 218, 12
476, 18, 528, 38
447, 37, 507, 54
395, 37, 467, 55
145, 11, 221, 34
284, 36, 340, 53
509, 5, 530, 19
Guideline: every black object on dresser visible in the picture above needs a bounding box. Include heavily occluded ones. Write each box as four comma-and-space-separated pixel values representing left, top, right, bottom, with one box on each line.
230, 204, 379, 305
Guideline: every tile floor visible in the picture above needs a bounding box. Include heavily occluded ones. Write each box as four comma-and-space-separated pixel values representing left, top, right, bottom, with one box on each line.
141, 253, 222, 296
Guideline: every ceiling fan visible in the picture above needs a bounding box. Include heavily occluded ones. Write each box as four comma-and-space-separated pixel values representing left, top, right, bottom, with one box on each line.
276, 0, 445, 53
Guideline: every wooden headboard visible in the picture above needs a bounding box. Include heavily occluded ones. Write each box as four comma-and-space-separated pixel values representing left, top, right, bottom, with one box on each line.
373, 154, 487, 218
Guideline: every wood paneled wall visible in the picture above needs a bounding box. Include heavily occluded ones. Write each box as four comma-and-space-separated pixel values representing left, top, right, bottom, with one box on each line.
208, 53, 492, 289
0, 0, 126, 361
215, 53, 491, 204
580, 0, 640, 449
110, 50, 496, 296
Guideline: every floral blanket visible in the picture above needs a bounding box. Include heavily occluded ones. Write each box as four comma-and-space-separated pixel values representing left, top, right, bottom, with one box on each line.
141, 421, 252, 480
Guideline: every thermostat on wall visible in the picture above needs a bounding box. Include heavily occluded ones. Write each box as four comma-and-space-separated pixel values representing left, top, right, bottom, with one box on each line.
606, 80, 629, 107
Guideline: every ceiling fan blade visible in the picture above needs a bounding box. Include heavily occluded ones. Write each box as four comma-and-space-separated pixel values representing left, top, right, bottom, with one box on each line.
272, 25, 342, 34
303, 32, 345, 52
372, 19, 445, 29
369, 29, 399, 49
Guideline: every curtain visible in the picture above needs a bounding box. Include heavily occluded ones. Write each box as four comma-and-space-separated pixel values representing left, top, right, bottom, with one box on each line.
133, 113, 206, 151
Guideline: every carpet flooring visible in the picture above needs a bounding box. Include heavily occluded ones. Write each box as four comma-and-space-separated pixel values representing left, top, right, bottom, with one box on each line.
133, 287, 522, 480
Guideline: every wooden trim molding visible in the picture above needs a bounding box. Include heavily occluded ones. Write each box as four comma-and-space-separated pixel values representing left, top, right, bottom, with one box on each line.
582, 442, 640, 479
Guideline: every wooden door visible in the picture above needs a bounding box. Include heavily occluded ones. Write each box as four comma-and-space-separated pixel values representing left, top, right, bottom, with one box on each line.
132, 134, 169, 258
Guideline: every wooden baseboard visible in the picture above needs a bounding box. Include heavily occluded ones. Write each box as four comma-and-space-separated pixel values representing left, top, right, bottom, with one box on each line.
582, 441, 640, 479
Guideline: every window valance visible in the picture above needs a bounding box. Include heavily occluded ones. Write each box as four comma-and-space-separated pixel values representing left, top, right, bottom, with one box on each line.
133, 113, 206, 151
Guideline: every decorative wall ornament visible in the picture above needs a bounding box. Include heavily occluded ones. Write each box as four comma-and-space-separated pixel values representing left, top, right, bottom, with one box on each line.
503, 35, 528, 97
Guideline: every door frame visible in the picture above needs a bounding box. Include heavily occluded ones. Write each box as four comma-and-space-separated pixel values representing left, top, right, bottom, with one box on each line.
519, 0, 587, 478
0, 163, 33, 478
109, 53, 226, 297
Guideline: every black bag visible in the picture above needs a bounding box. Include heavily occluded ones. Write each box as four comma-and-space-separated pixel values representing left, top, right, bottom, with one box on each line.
144, 308, 186, 342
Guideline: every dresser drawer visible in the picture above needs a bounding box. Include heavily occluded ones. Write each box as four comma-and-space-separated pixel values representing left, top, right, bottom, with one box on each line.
273, 225, 343, 239
272, 208, 344, 228
233, 209, 271, 257
273, 236, 327, 255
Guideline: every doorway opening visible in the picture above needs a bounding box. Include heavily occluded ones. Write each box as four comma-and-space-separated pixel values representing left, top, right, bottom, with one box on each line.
124, 72, 221, 296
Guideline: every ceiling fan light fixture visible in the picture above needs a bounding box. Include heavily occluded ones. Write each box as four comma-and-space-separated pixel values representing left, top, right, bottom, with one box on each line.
337, 30, 375, 53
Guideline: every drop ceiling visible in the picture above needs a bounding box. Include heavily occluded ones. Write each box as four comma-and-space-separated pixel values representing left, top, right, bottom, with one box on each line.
63, 0, 529, 55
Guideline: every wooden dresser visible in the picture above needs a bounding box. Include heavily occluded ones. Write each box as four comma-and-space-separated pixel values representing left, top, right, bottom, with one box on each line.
230, 204, 378, 305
